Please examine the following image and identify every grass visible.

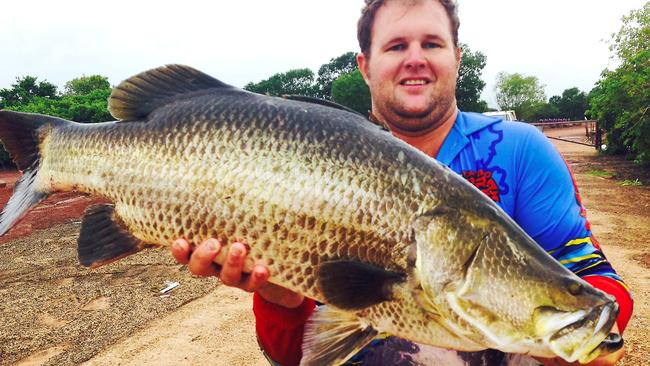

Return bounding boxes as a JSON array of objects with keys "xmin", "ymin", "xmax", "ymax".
[
  {"xmin": 586, "ymin": 170, "xmax": 615, "ymax": 178},
  {"xmin": 619, "ymin": 179, "xmax": 643, "ymax": 187},
  {"xmin": 586, "ymin": 170, "xmax": 643, "ymax": 186}
]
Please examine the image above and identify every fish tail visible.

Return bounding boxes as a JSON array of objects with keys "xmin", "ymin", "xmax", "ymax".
[{"xmin": 0, "ymin": 110, "xmax": 70, "ymax": 235}]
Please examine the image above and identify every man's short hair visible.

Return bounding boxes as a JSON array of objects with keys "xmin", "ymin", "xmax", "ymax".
[{"xmin": 357, "ymin": 0, "xmax": 460, "ymax": 55}]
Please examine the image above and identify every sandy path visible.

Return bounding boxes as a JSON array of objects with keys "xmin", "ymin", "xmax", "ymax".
[{"xmin": 82, "ymin": 286, "xmax": 267, "ymax": 366}]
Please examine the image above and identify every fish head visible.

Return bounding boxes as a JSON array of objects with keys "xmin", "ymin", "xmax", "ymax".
[{"xmin": 411, "ymin": 206, "xmax": 621, "ymax": 363}]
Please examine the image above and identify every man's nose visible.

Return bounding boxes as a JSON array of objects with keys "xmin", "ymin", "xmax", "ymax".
[{"xmin": 404, "ymin": 46, "xmax": 427, "ymax": 70}]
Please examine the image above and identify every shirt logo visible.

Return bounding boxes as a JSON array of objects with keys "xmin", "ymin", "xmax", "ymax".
[{"xmin": 462, "ymin": 169, "xmax": 501, "ymax": 202}]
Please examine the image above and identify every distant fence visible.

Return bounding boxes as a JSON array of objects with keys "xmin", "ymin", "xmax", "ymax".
[{"xmin": 531, "ymin": 120, "xmax": 602, "ymax": 150}]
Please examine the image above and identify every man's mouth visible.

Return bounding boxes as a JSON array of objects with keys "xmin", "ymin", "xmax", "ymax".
[{"xmin": 401, "ymin": 79, "xmax": 430, "ymax": 86}]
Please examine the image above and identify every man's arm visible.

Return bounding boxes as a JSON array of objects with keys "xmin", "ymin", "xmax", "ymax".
[{"xmin": 171, "ymin": 239, "xmax": 311, "ymax": 366}]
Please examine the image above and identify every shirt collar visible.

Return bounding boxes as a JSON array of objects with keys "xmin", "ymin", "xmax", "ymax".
[{"xmin": 436, "ymin": 111, "xmax": 501, "ymax": 166}]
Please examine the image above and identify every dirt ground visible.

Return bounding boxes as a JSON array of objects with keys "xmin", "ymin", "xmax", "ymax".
[{"xmin": 0, "ymin": 126, "xmax": 648, "ymax": 366}]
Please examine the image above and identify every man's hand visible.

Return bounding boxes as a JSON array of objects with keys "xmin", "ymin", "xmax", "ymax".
[
  {"xmin": 171, "ymin": 238, "xmax": 305, "ymax": 309},
  {"xmin": 535, "ymin": 325, "xmax": 624, "ymax": 366}
]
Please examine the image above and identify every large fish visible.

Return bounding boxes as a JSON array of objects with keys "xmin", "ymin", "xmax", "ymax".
[{"xmin": 0, "ymin": 65, "xmax": 621, "ymax": 365}]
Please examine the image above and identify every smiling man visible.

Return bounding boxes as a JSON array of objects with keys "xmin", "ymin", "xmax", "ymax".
[
  {"xmin": 357, "ymin": 0, "xmax": 461, "ymax": 160},
  {"xmin": 171, "ymin": 1, "xmax": 633, "ymax": 365}
]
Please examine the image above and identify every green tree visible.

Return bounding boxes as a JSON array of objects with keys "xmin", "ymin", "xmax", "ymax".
[
  {"xmin": 62, "ymin": 75, "xmax": 112, "ymax": 122},
  {"xmin": 548, "ymin": 87, "xmax": 589, "ymax": 120},
  {"xmin": 528, "ymin": 102, "xmax": 561, "ymax": 121},
  {"xmin": 0, "ymin": 76, "xmax": 58, "ymax": 107},
  {"xmin": 456, "ymin": 43, "xmax": 488, "ymax": 112},
  {"xmin": 64, "ymin": 75, "xmax": 110, "ymax": 96},
  {"xmin": 315, "ymin": 52, "xmax": 358, "ymax": 100},
  {"xmin": 331, "ymin": 70, "xmax": 371, "ymax": 116},
  {"xmin": 589, "ymin": 3, "xmax": 649, "ymax": 164},
  {"xmin": 495, "ymin": 72, "xmax": 547, "ymax": 121},
  {"xmin": 8, "ymin": 75, "xmax": 112, "ymax": 123},
  {"xmin": 244, "ymin": 68, "xmax": 318, "ymax": 97}
]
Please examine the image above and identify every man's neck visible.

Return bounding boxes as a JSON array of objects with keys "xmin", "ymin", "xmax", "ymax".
[{"xmin": 381, "ymin": 109, "xmax": 459, "ymax": 158}]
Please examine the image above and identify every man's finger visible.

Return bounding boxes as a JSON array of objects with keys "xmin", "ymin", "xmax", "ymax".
[
  {"xmin": 171, "ymin": 239, "xmax": 192, "ymax": 264},
  {"xmin": 240, "ymin": 264, "xmax": 270, "ymax": 292},
  {"xmin": 220, "ymin": 242, "xmax": 247, "ymax": 287},
  {"xmin": 187, "ymin": 239, "xmax": 221, "ymax": 277}
]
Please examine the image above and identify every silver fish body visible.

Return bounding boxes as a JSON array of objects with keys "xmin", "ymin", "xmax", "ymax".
[{"xmin": 0, "ymin": 65, "xmax": 621, "ymax": 365}]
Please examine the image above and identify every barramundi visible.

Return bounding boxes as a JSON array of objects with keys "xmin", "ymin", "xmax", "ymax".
[{"xmin": 0, "ymin": 65, "xmax": 622, "ymax": 365}]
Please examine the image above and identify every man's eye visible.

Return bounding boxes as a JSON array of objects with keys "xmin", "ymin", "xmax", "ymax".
[
  {"xmin": 388, "ymin": 44, "xmax": 406, "ymax": 51},
  {"xmin": 424, "ymin": 42, "xmax": 441, "ymax": 49}
]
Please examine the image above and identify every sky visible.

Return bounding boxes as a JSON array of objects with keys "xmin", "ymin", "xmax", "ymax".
[{"xmin": 0, "ymin": 0, "xmax": 645, "ymax": 108}]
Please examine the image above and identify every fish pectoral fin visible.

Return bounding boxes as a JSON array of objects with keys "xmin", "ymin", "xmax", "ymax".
[
  {"xmin": 108, "ymin": 64, "xmax": 234, "ymax": 121},
  {"xmin": 413, "ymin": 286, "xmax": 443, "ymax": 319},
  {"xmin": 77, "ymin": 204, "xmax": 146, "ymax": 268},
  {"xmin": 301, "ymin": 305, "xmax": 378, "ymax": 366},
  {"xmin": 413, "ymin": 205, "xmax": 452, "ymax": 231},
  {"xmin": 316, "ymin": 260, "xmax": 405, "ymax": 310}
]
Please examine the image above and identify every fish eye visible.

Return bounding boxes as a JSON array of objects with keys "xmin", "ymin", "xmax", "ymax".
[{"xmin": 567, "ymin": 282, "xmax": 583, "ymax": 296}]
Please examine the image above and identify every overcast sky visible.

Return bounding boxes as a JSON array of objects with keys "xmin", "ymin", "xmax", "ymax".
[{"xmin": 1, "ymin": 0, "xmax": 645, "ymax": 108}]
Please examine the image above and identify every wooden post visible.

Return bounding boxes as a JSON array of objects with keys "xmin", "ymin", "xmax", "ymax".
[{"xmin": 595, "ymin": 121, "xmax": 602, "ymax": 151}]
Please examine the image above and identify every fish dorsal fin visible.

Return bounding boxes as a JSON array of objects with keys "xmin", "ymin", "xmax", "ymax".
[
  {"xmin": 316, "ymin": 260, "xmax": 405, "ymax": 310},
  {"xmin": 300, "ymin": 305, "xmax": 378, "ymax": 366},
  {"xmin": 77, "ymin": 204, "xmax": 147, "ymax": 268},
  {"xmin": 108, "ymin": 64, "xmax": 233, "ymax": 121}
]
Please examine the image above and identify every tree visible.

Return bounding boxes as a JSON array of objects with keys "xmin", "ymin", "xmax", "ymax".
[
  {"xmin": 548, "ymin": 87, "xmax": 589, "ymax": 120},
  {"xmin": 4, "ymin": 74, "xmax": 113, "ymax": 123},
  {"xmin": 589, "ymin": 3, "xmax": 649, "ymax": 164},
  {"xmin": 244, "ymin": 68, "xmax": 318, "ymax": 97},
  {"xmin": 456, "ymin": 43, "xmax": 488, "ymax": 112},
  {"xmin": 331, "ymin": 70, "xmax": 371, "ymax": 116},
  {"xmin": 0, "ymin": 76, "xmax": 58, "ymax": 108},
  {"xmin": 528, "ymin": 102, "xmax": 560, "ymax": 121},
  {"xmin": 495, "ymin": 72, "xmax": 546, "ymax": 121},
  {"xmin": 315, "ymin": 52, "xmax": 358, "ymax": 100},
  {"xmin": 64, "ymin": 75, "xmax": 110, "ymax": 96}
]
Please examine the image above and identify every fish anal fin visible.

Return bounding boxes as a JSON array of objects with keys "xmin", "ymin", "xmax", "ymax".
[
  {"xmin": 300, "ymin": 305, "xmax": 378, "ymax": 366},
  {"xmin": 77, "ymin": 204, "xmax": 146, "ymax": 268},
  {"xmin": 317, "ymin": 260, "xmax": 405, "ymax": 310}
]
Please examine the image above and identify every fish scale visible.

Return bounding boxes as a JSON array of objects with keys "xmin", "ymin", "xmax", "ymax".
[
  {"xmin": 40, "ymin": 92, "xmax": 418, "ymax": 296},
  {"xmin": 0, "ymin": 64, "xmax": 621, "ymax": 365}
]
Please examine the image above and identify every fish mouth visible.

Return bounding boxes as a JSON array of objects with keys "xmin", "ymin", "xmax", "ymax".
[
  {"xmin": 541, "ymin": 302, "xmax": 620, "ymax": 363},
  {"xmin": 599, "ymin": 332, "xmax": 624, "ymax": 353}
]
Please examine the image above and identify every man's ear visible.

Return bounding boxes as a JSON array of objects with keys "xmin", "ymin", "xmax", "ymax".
[
  {"xmin": 455, "ymin": 47, "xmax": 462, "ymax": 78},
  {"xmin": 357, "ymin": 53, "xmax": 371, "ymax": 85}
]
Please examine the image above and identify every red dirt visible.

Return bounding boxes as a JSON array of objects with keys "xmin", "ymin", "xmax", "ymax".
[{"xmin": 0, "ymin": 171, "xmax": 106, "ymax": 244}]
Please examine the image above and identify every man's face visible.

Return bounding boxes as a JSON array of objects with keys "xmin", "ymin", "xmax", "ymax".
[{"xmin": 358, "ymin": 0, "xmax": 461, "ymax": 135}]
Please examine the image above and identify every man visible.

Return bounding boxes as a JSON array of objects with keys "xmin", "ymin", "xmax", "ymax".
[{"xmin": 171, "ymin": 0, "xmax": 633, "ymax": 365}]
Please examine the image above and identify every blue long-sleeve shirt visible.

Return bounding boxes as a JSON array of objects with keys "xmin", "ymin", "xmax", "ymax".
[{"xmin": 439, "ymin": 112, "xmax": 623, "ymax": 284}]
